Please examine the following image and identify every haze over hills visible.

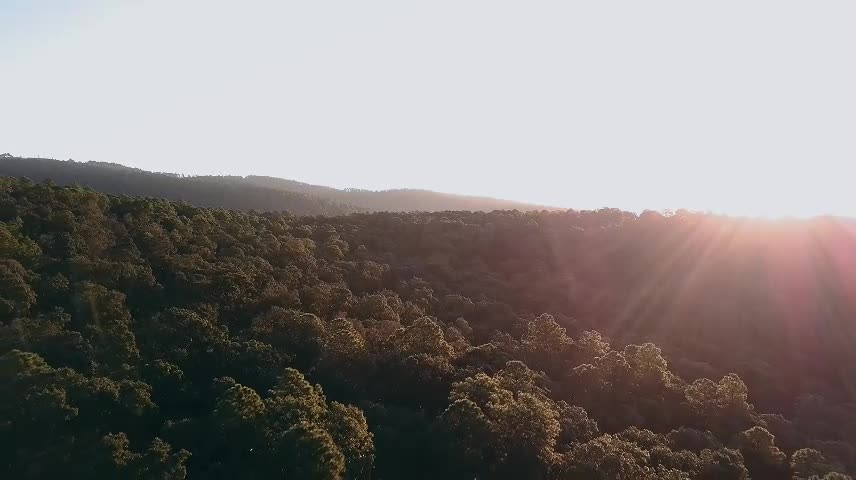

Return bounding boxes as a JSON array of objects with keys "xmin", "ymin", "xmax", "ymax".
[
  {"xmin": 0, "ymin": 155, "xmax": 558, "ymax": 215},
  {"xmin": 3, "ymin": 0, "xmax": 854, "ymax": 477},
  {"xmin": 223, "ymin": 175, "xmax": 560, "ymax": 213}
]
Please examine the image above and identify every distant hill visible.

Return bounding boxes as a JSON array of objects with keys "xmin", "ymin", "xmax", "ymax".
[
  {"xmin": 0, "ymin": 156, "xmax": 362, "ymax": 216},
  {"xmin": 0, "ymin": 155, "xmax": 558, "ymax": 215},
  {"xmin": 215, "ymin": 175, "xmax": 558, "ymax": 213}
]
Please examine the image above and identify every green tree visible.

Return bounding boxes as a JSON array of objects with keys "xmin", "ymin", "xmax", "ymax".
[
  {"xmin": 72, "ymin": 282, "xmax": 140, "ymax": 371},
  {"xmin": 521, "ymin": 313, "xmax": 574, "ymax": 378},
  {"xmin": 791, "ymin": 448, "xmax": 849, "ymax": 480},
  {"xmin": 732, "ymin": 426, "xmax": 786, "ymax": 479},
  {"xmin": 0, "ymin": 259, "xmax": 37, "ymax": 321},
  {"xmin": 249, "ymin": 307, "xmax": 325, "ymax": 369}
]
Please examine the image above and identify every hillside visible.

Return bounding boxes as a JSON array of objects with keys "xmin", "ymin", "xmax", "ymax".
[
  {"xmin": 0, "ymin": 156, "xmax": 363, "ymax": 216},
  {"xmin": 1, "ymin": 178, "xmax": 854, "ymax": 479},
  {"xmin": 0, "ymin": 156, "xmax": 557, "ymax": 214},
  {"xmin": 233, "ymin": 175, "xmax": 558, "ymax": 212}
]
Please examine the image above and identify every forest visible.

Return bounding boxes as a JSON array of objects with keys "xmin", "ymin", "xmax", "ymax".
[
  {"xmin": 1, "ymin": 176, "xmax": 855, "ymax": 479},
  {"xmin": 0, "ymin": 155, "xmax": 552, "ymax": 215}
]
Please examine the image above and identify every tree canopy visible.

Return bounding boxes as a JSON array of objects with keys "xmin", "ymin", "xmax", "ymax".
[{"xmin": 1, "ymin": 176, "xmax": 854, "ymax": 479}]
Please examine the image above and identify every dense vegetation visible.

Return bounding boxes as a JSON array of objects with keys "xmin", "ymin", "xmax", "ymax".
[
  {"xmin": 1, "ymin": 177, "xmax": 854, "ymax": 479},
  {"xmin": 0, "ymin": 155, "xmax": 553, "ymax": 214},
  {"xmin": 0, "ymin": 155, "xmax": 363, "ymax": 216}
]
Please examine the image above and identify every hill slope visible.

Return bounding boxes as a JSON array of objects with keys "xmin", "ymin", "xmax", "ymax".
[
  {"xmin": 0, "ymin": 156, "xmax": 363, "ymax": 216},
  {"xmin": 233, "ymin": 174, "xmax": 558, "ymax": 212},
  {"xmin": 0, "ymin": 155, "xmax": 557, "ymax": 214}
]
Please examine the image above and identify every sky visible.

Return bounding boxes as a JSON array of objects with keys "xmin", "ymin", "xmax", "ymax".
[{"xmin": 1, "ymin": 1, "xmax": 854, "ymax": 217}]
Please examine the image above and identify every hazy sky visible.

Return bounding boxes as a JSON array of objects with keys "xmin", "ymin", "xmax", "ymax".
[{"xmin": 1, "ymin": 1, "xmax": 854, "ymax": 217}]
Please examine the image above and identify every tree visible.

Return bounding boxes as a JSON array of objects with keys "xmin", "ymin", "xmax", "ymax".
[
  {"xmin": 213, "ymin": 383, "xmax": 266, "ymax": 432},
  {"xmin": 0, "ymin": 259, "xmax": 37, "ymax": 321},
  {"xmin": 324, "ymin": 402, "xmax": 375, "ymax": 479},
  {"xmin": 791, "ymin": 448, "xmax": 849, "ymax": 480},
  {"xmin": 72, "ymin": 282, "xmax": 140, "ymax": 371},
  {"xmin": 440, "ymin": 361, "xmax": 562, "ymax": 478},
  {"xmin": 0, "ymin": 219, "xmax": 41, "ymax": 265},
  {"xmin": 697, "ymin": 448, "xmax": 749, "ymax": 480},
  {"xmin": 521, "ymin": 313, "xmax": 574, "ymax": 378},
  {"xmin": 732, "ymin": 426, "xmax": 786, "ymax": 479},
  {"xmin": 249, "ymin": 307, "xmax": 325, "ymax": 369},
  {"xmin": 274, "ymin": 422, "xmax": 346, "ymax": 480},
  {"xmin": 558, "ymin": 434, "xmax": 658, "ymax": 480}
]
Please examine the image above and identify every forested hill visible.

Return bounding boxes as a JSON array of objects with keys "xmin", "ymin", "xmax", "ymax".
[
  {"xmin": 0, "ymin": 156, "xmax": 363, "ymax": 216},
  {"xmin": 231, "ymin": 175, "xmax": 558, "ymax": 212},
  {"xmin": 0, "ymin": 155, "xmax": 556, "ymax": 214},
  {"xmin": 1, "ymin": 177, "xmax": 854, "ymax": 479}
]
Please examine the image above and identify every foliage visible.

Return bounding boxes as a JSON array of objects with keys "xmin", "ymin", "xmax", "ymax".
[{"xmin": 0, "ymin": 177, "xmax": 854, "ymax": 478}]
